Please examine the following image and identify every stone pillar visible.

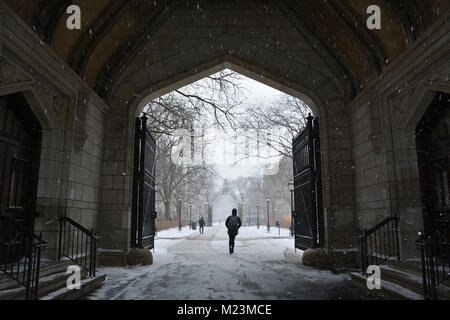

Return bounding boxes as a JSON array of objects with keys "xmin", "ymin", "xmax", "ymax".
[
  {"xmin": 320, "ymin": 109, "xmax": 359, "ymax": 269},
  {"xmin": 97, "ymin": 110, "xmax": 133, "ymax": 266}
]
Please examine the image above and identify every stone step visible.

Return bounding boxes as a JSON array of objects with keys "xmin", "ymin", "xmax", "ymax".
[
  {"xmin": 383, "ymin": 263, "xmax": 450, "ymax": 300},
  {"xmin": 41, "ymin": 274, "xmax": 107, "ymax": 300},
  {"xmin": 379, "ymin": 265, "xmax": 425, "ymax": 296},
  {"xmin": 350, "ymin": 272, "xmax": 424, "ymax": 300},
  {"xmin": 0, "ymin": 260, "xmax": 73, "ymax": 291},
  {"xmin": 387, "ymin": 260, "xmax": 422, "ymax": 277},
  {"xmin": 0, "ymin": 268, "xmax": 88, "ymax": 300}
]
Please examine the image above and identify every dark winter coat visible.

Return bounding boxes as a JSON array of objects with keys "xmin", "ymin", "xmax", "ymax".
[
  {"xmin": 199, "ymin": 218, "xmax": 205, "ymax": 227},
  {"xmin": 225, "ymin": 215, "xmax": 242, "ymax": 236}
]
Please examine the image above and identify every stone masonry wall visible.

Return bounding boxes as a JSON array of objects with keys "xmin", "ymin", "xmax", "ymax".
[{"xmin": 347, "ymin": 14, "xmax": 450, "ymax": 260}]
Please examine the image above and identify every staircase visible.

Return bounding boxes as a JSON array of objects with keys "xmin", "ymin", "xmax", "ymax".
[
  {"xmin": 0, "ymin": 260, "xmax": 106, "ymax": 300},
  {"xmin": 353, "ymin": 216, "xmax": 450, "ymax": 300},
  {"xmin": 351, "ymin": 260, "xmax": 450, "ymax": 300},
  {"xmin": 1, "ymin": 216, "xmax": 107, "ymax": 300}
]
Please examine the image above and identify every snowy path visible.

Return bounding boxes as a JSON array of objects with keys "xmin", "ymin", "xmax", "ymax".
[{"xmin": 87, "ymin": 224, "xmax": 370, "ymax": 300}]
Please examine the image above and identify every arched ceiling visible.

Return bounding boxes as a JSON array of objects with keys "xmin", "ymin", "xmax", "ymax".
[{"xmin": 5, "ymin": 0, "xmax": 449, "ymax": 102}]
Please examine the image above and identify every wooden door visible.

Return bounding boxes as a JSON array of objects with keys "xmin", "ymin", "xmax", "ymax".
[
  {"xmin": 416, "ymin": 92, "xmax": 450, "ymax": 237},
  {"xmin": 0, "ymin": 93, "xmax": 41, "ymax": 235}
]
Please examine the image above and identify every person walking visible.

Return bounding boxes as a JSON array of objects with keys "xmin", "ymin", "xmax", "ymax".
[
  {"xmin": 225, "ymin": 208, "xmax": 242, "ymax": 254},
  {"xmin": 198, "ymin": 216, "xmax": 205, "ymax": 235}
]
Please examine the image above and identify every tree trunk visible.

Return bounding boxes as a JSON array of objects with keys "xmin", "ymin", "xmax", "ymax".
[{"xmin": 164, "ymin": 201, "xmax": 171, "ymax": 220}]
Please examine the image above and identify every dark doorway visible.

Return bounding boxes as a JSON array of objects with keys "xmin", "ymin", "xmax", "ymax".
[
  {"xmin": 416, "ymin": 92, "xmax": 450, "ymax": 236},
  {"xmin": 0, "ymin": 93, "xmax": 42, "ymax": 234},
  {"xmin": 292, "ymin": 115, "xmax": 324, "ymax": 250}
]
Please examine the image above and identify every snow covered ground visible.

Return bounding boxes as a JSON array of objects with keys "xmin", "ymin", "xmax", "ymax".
[{"xmin": 86, "ymin": 224, "xmax": 370, "ymax": 300}]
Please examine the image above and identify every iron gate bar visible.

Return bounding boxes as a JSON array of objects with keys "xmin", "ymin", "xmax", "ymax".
[
  {"xmin": 0, "ymin": 215, "xmax": 47, "ymax": 299},
  {"xmin": 313, "ymin": 117, "xmax": 324, "ymax": 246},
  {"xmin": 137, "ymin": 116, "xmax": 147, "ymax": 248},
  {"xmin": 58, "ymin": 217, "xmax": 99, "ymax": 277},
  {"xmin": 131, "ymin": 117, "xmax": 141, "ymax": 248},
  {"xmin": 141, "ymin": 128, "xmax": 157, "ymax": 248},
  {"xmin": 359, "ymin": 216, "xmax": 400, "ymax": 274},
  {"xmin": 416, "ymin": 220, "xmax": 450, "ymax": 300}
]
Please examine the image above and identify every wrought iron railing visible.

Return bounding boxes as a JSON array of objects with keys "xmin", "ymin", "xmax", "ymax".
[
  {"xmin": 360, "ymin": 216, "xmax": 400, "ymax": 274},
  {"xmin": 0, "ymin": 215, "xmax": 48, "ymax": 299},
  {"xmin": 416, "ymin": 220, "xmax": 449, "ymax": 300},
  {"xmin": 58, "ymin": 217, "xmax": 98, "ymax": 277}
]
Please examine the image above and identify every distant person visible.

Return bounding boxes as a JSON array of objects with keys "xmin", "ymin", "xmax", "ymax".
[
  {"xmin": 225, "ymin": 208, "xmax": 242, "ymax": 254},
  {"xmin": 198, "ymin": 217, "xmax": 205, "ymax": 234}
]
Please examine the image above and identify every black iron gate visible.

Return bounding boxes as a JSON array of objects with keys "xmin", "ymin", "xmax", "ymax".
[
  {"xmin": 292, "ymin": 115, "xmax": 324, "ymax": 250},
  {"xmin": 131, "ymin": 115, "xmax": 157, "ymax": 249}
]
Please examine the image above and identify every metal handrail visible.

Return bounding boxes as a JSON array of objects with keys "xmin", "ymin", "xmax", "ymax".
[
  {"xmin": 359, "ymin": 216, "xmax": 400, "ymax": 274},
  {"xmin": 0, "ymin": 215, "xmax": 48, "ymax": 299},
  {"xmin": 415, "ymin": 220, "xmax": 449, "ymax": 300},
  {"xmin": 58, "ymin": 217, "xmax": 99, "ymax": 277}
]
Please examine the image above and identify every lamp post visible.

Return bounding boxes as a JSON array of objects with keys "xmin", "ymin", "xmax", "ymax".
[
  {"xmin": 256, "ymin": 201, "xmax": 260, "ymax": 229},
  {"xmin": 266, "ymin": 196, "xmax": 271, "ymax": 232},
  {"xmin": 288, "ymin": 180, "xmax": 294, "ymax": 237},
  {"xmin": 177, "ymin": 195, "xmax": 183, "ymax": 231},
  {"xmin": 275, "ymin": 208, "xmax": 279, "ymax": 235},
  {"xmin": 189, "ymin": 200, "xmax": 193, "ymax": 229}
]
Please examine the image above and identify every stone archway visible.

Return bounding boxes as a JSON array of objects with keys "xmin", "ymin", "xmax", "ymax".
[
  {"xmin": 391, "ymin": 83, "xmax": 450, "ymax": 259},
  {"xmin": 0, "ymin": 52, "xmax": 110, "ymax": 260},
  {"xmin": 99, "ymin": 52, "xmax": 357, "ymax": 268},
  {"xmin": 0, "ymin": 61, "xmax": 64, "ymax": 257},
  {"xmin": 415, "ymin": 92, "xmax": 449, "ymax": 234}
]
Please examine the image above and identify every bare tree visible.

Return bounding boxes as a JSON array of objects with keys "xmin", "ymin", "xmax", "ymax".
[
  {"xmin": 146, "ymin": 70, "xmax": 245, "ymax": 136},
  {"xmin": 153, "ymin": 132, "xmax": 217, "ymax": 220},
  {"xmin": 237, "ymin": 95, "xmax": 311, "ymax": 158},
  {"xmin": 144, "ymin": 70, "xmax": 245, "ymax": 220}
]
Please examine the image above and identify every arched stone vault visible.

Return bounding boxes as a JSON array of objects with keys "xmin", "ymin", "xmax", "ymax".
[
  {"xmin": 95, "ymin": 5, "xmax": 358, "ymax": 266},
  {"xmin": 6, "ymin": 0, "xmax": 449, "ymax": 99},
  {"xmin": 132, "ymin": 59, "xmax": 321, "ymax": 117}
]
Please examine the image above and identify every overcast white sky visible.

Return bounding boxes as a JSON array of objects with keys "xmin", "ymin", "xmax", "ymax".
[{"xmin": 238, "ymin": 75, "xmax": 283, "ymax": 102}]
